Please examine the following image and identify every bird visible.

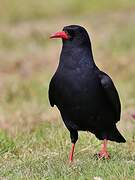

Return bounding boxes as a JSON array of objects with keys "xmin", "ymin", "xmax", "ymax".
[{"xmin": 49, "ymin": 25, "xmax": 126, "ymax": 162}]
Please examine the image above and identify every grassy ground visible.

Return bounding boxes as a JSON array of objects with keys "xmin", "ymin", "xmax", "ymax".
[{"xmin": 0, "ymin": 0, "xmax": 135, "ymax": 179}]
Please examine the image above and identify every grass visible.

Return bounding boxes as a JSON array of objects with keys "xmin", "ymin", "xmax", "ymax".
[
  {"xmin": 0, "ymin": 122, "xmax": 135, "ymax": 179},
  {"xmin": 0, "ymin": 0, "xmax": 135, "ymax": 179},
  {"xmin": 0, "ymin": 0, "xmax": 135, "ymax": 23}
]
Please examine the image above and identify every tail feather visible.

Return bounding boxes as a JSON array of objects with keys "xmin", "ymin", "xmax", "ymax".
[{"xmin": 108, "ymin": 127, "xmax": 126, "ymax": 143}]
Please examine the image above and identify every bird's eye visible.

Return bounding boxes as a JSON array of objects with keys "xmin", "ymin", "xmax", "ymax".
[{"xmin": 67, "ymin": 30, "xmax": 75, "ymax": 40}]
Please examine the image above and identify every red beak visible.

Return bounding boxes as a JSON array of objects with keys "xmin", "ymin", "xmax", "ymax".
[{"xmin": 50, "ymin": 31, "xmax": 69, "ymax": 40}]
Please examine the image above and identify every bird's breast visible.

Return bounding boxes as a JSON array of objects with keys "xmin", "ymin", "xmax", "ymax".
[
  {"xmin": 53, "ymin": 68, "xmax": 115, "ymax": 130},
  {"xmin": 54, "ymin": 69, "xmax": 103, "ymax": 108}
]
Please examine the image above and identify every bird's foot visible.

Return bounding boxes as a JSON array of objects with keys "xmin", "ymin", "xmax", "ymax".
[
  {"xmin": 98, "ymin": 150, "xmax": 110, "ymax": 159},
  {"xmin": 69, "ymin": 159, "xmax": 73, "ymax": 164}
]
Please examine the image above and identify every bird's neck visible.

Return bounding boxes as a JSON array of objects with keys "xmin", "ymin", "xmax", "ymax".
[{"xmin": 59, "ymin": 45, "xmax": 96, "ymax": 70}]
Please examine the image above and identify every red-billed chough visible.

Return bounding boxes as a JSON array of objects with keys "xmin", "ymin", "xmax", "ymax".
[{"xmin": 49, "ymin": 25, "xmax": 126, "ymax": 162}]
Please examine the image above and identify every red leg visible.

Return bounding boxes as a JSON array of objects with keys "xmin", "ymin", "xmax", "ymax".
[
  {"xmin": 98, "ymin": 139, "xmax": 110, "ymax": 159},
  {"xmin": 69, "ymin": 143, "xmax": 75, "ymax": 162}
]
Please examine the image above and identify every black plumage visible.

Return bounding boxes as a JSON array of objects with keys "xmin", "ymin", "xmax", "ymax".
[{"xmin": 49, "ymin": 25, "xmax": 126, "ymax": 161}]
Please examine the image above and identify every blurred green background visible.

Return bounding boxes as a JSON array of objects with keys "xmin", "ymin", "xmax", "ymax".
[{"xmin": 0, "ymin": 0, "xmax": 135, "ymax": 179}]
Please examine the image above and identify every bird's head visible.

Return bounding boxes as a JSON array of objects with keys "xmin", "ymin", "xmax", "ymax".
[{"xmin": 50, "ymin": 25, "xmax": 91, "ymax": 47}]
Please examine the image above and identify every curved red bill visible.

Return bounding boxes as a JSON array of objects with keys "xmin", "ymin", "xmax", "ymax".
[{"xmin": 50, "ymin": 31, "xmax": 69, "ymax": 40}]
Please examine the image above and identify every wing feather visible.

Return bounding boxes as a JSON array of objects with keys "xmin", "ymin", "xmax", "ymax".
[
  {"xmin": 98, "ymin": 71, "xmax": 121, "ymax": 122},
  {"xmin": 48, "ymin": 77, "xmax": 55, "ymax": 107}
]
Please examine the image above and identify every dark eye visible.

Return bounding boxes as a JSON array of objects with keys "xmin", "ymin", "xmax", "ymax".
[
  {"xmin": 69, "ymin": 30, "xmax": 75, "ymax": 36},
  {"xmin": 67, "ymin": 30, "xmax": 75, "ymax": 40}
]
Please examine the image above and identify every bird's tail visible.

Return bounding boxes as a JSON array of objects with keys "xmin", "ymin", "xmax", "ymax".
[{"xmin": 108, "ymin": 126, "xmax": 126, "ymax": 143}]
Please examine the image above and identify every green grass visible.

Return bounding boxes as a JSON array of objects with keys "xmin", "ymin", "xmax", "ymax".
[
  {"xmin": 0, "ymin": 0, "xmax": 135, "ymax": 179},
  {"xmin": 0, "ymin": 0, "xmax": 135, "ymax": 23},
  {"xmin": 0, "ymin": 122, "xmax": 135, "ymax": 179}
]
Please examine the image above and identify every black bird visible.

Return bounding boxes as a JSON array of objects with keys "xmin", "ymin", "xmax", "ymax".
[{"xmin": 49, "ymin": 25, "xmax": 126, "ymax": 162}]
